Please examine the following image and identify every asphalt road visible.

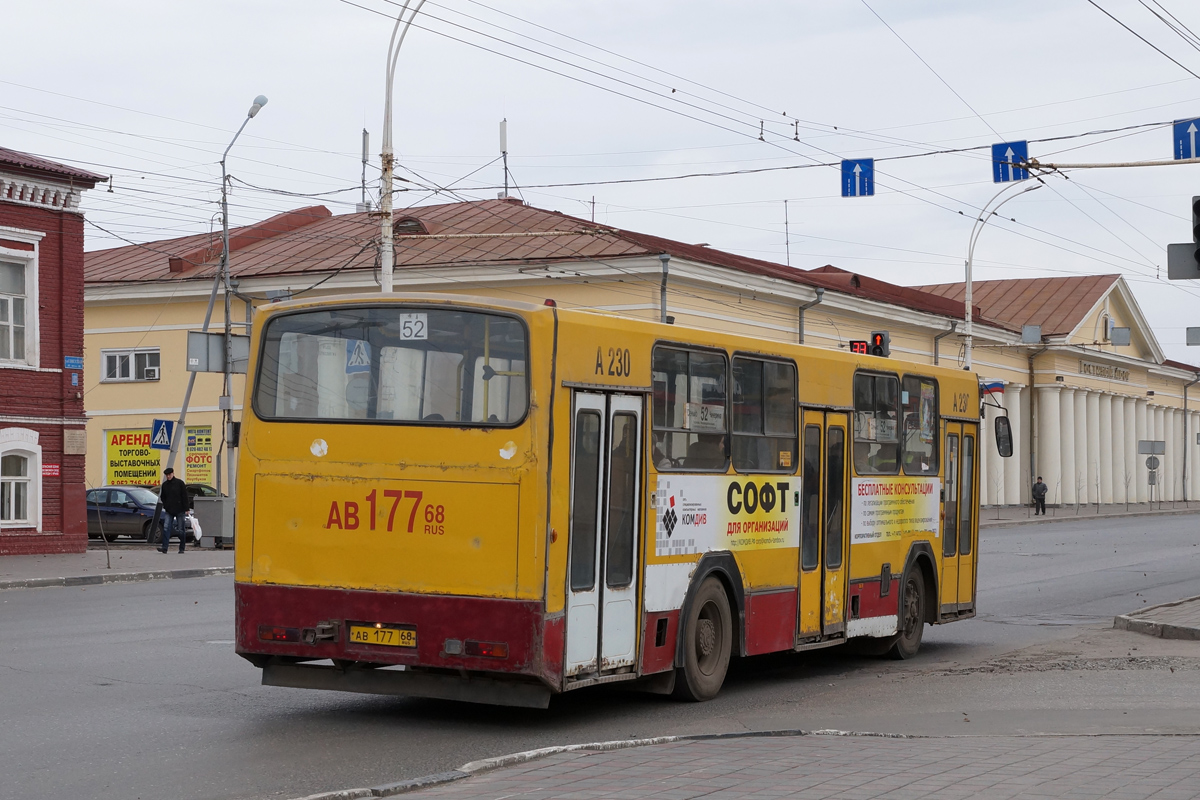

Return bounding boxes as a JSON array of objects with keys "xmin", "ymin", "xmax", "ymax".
[{"xmin": 3, "ymin": 513, "xmax": 1200, "ymax": 800}]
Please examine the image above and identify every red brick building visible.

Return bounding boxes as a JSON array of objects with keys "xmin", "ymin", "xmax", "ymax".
[{"xmin": 0, "ymin": 148, "xmax": 103, "ymax": 554}]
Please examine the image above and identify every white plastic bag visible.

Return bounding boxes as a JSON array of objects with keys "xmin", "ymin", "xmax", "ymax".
[{"xmin": 189, "ymin": 511, "xmax": 203, "ymax": 545}]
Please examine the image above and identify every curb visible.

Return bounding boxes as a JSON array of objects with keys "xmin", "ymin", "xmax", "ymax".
[
  {"xmin": 981, "ymin": 507, "xmax": 1200, "ymax": 530},
  {"xmin": 290, "ymin": 729, "xmax": 916, "ymax": 800},
  {"xmin": 1114, "ymin": 593, "xmax": 1200, "ymax": 641},
  {"xmin": 0, "ymin": 565, "xmax": 233, "ymax": 591}
]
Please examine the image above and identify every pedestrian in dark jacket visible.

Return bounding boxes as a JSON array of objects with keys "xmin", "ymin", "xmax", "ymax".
[
  {"xmin": 1032, "ymin": 476, "xmax": 1047, "ymax": 516},
  {"xmin": 159, "ymin": 467, "xmax": 189, "ymax": 553}
]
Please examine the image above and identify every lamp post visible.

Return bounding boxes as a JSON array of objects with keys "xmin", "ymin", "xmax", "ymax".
[
  {"xmin": 380, "ymin": 0, "xmax": 427, "ymax": 293},
  {"xmin": 964, "ymin": 181, "xmax": 1041, "ymax": 371},
  {"xmin": 219, "ymin": 94, "xmax": 267, "ymax": 500}
]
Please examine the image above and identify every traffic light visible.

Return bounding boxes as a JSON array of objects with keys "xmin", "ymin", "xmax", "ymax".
[
  {"xmin": 870, "ymin": 331, "xmax": 890, "ymax": 357},
  {"xmin": 849, "ymin": 340, "xmax": 869, "ymax": 354},
  {"xmin": 1167, "ymin": 197, "xmax": 1200, "ymax": 279},
  {"xmin": 1193, "ymin": 195, "xmax": 1200, "ymax": 264}
]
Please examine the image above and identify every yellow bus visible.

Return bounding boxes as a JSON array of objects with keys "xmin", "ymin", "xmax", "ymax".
[{"xmin": 235, "ymin": 293, "xmax": 1011, "ymax": 707}]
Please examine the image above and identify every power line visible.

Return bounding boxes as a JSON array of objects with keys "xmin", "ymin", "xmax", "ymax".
[{"xmin": 1085, "ymin": 0, "xmax": 1200, "ymax": 81}]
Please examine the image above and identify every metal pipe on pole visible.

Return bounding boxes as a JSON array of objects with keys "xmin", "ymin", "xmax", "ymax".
[
  {"xmin": 380, "ymin": 0, "xmax": 427, "ymax": 293},
  {"xmin": 659, "ymin": 253, "xmax": 670, "ymax": 323},
  {"xmin": 964, "ymin": 182, "xmax": 1042, "ymax": 371}
]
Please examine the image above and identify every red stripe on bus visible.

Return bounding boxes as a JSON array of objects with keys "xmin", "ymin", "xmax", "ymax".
[{"xmin": 745, "ymin": 589, "xmax": 799, "ymax": 655}]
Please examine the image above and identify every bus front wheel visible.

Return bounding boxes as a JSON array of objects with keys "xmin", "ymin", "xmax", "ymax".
[
  {"xmin": 675, "ymin": 576, "xmax": 732, "ymax": 702},
  {"xmin": 887, "ymin": 568, "xmax": 926, "ymax": 660}
]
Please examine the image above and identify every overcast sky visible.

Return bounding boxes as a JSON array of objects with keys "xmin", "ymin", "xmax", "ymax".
[{"xmin": 8, "ymin": 1, "xmax": 1200, "ymax": 362}]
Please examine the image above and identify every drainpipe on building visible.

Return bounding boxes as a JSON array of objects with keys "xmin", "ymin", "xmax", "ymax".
[
  {"xmin": 933, "ymin": 322, "xmax": 957, "ymax": 366},
  {"xmin": 659, "ymin": 253, "xmax": 670, "ymax": 324},
  {"xmin": 1184, "ymin": 373, "xmax": 1200, "ymax": 502},
  {"xmin": 797, "ymin": 288, "xmax": 824, "ymax": 344}
]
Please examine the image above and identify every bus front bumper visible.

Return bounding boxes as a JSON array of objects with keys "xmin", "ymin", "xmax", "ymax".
[{"xmin": 235, "ymin": 582, "xmax": 563, "ymax": 692}]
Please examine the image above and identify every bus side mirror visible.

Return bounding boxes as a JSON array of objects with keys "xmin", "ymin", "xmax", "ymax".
[{"xmin": 995, "ymin": 415, "xmax": 1013, "ymax": 458}]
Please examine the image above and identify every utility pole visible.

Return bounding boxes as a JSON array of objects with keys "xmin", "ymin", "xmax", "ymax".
[
  {"xmin": 380, "ymin": 0, "xmax": 427, "ymax": 293},
  {"xmin": 500, "ymin": 118, "xmax": 509, "ymax": 199},
  {"xmin": 360, "ymin": 128, "xmax": 370, "ymax": 211},
  {"xmin": 219, "ymin": 95, "xmax": 268, "ymax": 502}
]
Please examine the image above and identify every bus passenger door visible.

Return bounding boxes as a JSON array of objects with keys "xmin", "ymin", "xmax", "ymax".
[
  {"xmin": 956, "ymin": 427, "xmax": 978, "ymax": 610},
  {"xmin": 823, "ymin": 413, "xmax": 850, "ymax": 635},
  {"xmin": 941, "ymin": 425, "xmax": 961, "ymax": 615},
  {"xmin": 564, "ymin": 392, "xmax": 643, "ymax": 677},
  {"xmin": 797, "ymin": 412, "xmax": 824, "ymax": 638}
]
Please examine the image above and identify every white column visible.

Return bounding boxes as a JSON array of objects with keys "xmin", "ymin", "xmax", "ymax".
[
  {"xmin": 1038, "ymin": 386, "xmax": 1063, "ymax": 506},
  {"xmin": 1124, "ymin": 397, "xmax": 1137, "ymax": 506},
  {"xmin": 1003, "ymin": 384, "xmax": 1024, "ymax": 506},
  {"xmin": 980, "ymin": 407, "xmax": 992, "ymax": 505},
  {"xmin": 1174, "ymin": 409, "xmax": 1185, "ymax": 501},
  {"xmin": 1075, "ymin": 389, "xmax": 1088, "ymax": 505},
  {"xmin": 1163, "ymin": 408, "xmax": 1173, "ymax": 502},
  {"xmin": 1098, "ymin": 393, "xmax": 1114, "ymax": 504},
  {"xmin": 1060, "ymin": 388, "xmax": 1077, "ymax": 506},
  {"xmin": 1085, "ymin": 391, "xmax": 1100, "ymax": 505},
  {"xmin": 1190, "ymin": 411, "xmax": 1200, "ymax": 502},
  {"xmin": 1136, "ymin": 399, "xmax": 1149, "ymax": 504},
  {"xmin": 1154, "ymin": 406, "xmax": 1166, "ymax": 501},
  {"xmin": 984, "ymin": 406, "xmax": 1004, "ymax": 506},
  {"xmin": 1111, "ymin": 393, "xmax": 1126, "ymax": 505}
]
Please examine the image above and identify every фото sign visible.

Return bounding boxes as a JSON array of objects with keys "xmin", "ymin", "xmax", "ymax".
[{"xmin": 184, "ymin": 425, "xmax": 214, "ymax": 486}]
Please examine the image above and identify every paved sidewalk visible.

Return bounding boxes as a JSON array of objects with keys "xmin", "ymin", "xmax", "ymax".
[
  {"xmin": 980, "ymin": 502, "xmax": 1198, "ymax": 528},
  {"xmin": 0, "ymin": 546, "xmax": 233, "ymax": 590},
  {"xmin": 1117, "ymin": 594, "xmax": 1200, "ymax": 641},
  {"xmin": 308, "ymin": 732, "xmax": 1200, "ymax": 800}
]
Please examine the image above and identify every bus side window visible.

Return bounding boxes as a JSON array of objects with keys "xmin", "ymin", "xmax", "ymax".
[
  {"xmin": 731, "ymin": 357, "xmax": 797, "ymax": 473},
  {"xmin": 901, "ymin": 376, "xmax": 939, "ymax": 476},
  {"xmin": 801, "ymin": 425, "xmax": 821, "ymax": 571},
  {"xmin": 852, "ymin": 373, "xmax": 900, "ymax": 475},
  {"xmin": 651, "ymin": 346, "xmax": 728, "ymax": 471}
]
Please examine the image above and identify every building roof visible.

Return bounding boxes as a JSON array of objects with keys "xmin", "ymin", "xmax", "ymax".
[
  {"xmin": 917, "ymin": 275, "xmax": 1121, "ymax": 337},
  {"xmin": 0, "ymin": 147, "xmax": 106, "ymax": 185},
  {"xmin": 84, "ymin": 197, "xmax": 1002, "ymax": 326}
]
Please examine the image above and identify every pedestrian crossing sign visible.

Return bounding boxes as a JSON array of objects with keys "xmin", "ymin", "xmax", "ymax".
[{"xmin": 150, "ymin": 419, "xmax": 175, "ymax": 450}]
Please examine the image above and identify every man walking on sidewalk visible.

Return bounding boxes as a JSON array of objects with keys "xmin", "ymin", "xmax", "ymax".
[
  {"xmin": 159, "ymin": 467, "xmax": 189, "ymax": 553},
  {"xmin": 1032, "ymin": 475, "xmax": 1047, "ymax": 516}
]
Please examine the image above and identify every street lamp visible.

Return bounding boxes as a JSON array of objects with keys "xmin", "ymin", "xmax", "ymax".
[
  {"xmin": 219, "ymin": 94, "xmax": 268, "ymax": 499},
  {"xmin": 380, "ymin": 0, "xmax": 427, "ymax": 293},
  {"xmin": 963, "ymin": 181, "xmax": 1042, "ymax": 371}
]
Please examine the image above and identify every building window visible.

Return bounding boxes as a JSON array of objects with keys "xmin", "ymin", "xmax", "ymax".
[
  {"xmin": 0, "ymin": 261, "xmax": 27, "ymax": 362},
  {"xmin": 652, "ymin": 346, "xmax": 728, "ymax": 471},
  {"xmin": 853, "ymin": 372, "xmax": 900, "ymax": 475},
  {"xmin": 901, "ymin": 375, "xmax": 939, "ymax": 476},
  {"xmin": 731, "ymin": 356, "xmax": 797, "ymax": 473},
  {"xmin": 1, "ymin": 453, "xmax": 31, "ymax": 525},
  {"xmin": 102, "ymin": 348, "xmax": 160, "ymax": 382}
]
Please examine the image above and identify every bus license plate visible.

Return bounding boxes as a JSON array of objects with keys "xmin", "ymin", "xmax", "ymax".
[{"xmin": 348, "ymin": 623, "xmax": 416, "ymax": 648}]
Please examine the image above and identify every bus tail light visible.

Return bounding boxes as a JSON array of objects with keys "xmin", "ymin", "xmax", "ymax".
[
  {"xmin": 465, "ymin": 640, "xmax": 509, "ymax": 658},
  {"xmin": 259, "ymin": 625, "xmax": 301, "ymax": 643}
]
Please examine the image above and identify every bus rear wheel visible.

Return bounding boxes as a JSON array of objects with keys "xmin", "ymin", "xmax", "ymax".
[
  {"xmin": 888, "ymin": 568, "xmax": 926, "ymax": 660},
  {"xmin": 675, "ymin": 576, "xmax": 732, "ymax": 702}
]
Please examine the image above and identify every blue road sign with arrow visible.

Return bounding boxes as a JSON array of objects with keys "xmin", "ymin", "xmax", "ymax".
[
  {"xmin": 991, "ymin": 141, "xmax": 1029, "ymax": 183},
  {"xmin": 1174, "ymin": 118, "xmax": 1200, "ymax": 160},
  {"xmin": 841, "ymin": 159, "xmax": 874, "ymax": 197}
]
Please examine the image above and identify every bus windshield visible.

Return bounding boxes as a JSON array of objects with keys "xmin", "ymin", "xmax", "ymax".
[{"xmin": 253, "ymin": 306, "xmax": 528, "ymax": 425}]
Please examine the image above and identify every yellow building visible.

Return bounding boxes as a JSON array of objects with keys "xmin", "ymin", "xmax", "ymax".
[{"xmin": 83, "ymin": 198, "xmax": 1200, "ymax": 508}]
